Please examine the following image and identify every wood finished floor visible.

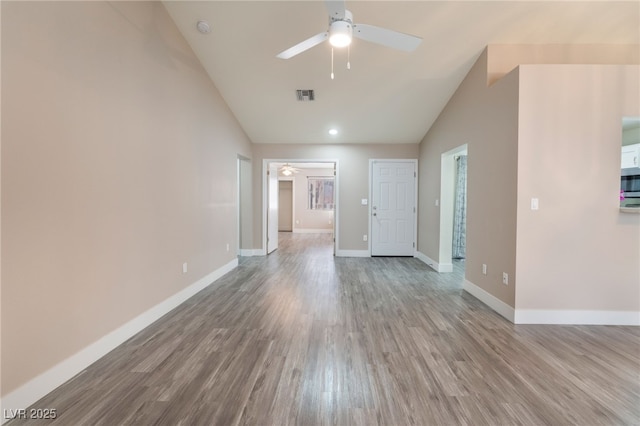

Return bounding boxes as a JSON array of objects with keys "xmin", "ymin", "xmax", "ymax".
[{"xmin": 10, "ymin": 233, "xmax": 640, "ymax": 425}]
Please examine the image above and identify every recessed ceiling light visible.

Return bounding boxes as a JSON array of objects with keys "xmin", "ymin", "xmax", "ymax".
[
  {"xmin": 329, "ymin": 129, "xmax": 338, "ymax": 136},
  {"xmin": 196, "ymin": 20, "xmax": 211, "ymax": 34}
]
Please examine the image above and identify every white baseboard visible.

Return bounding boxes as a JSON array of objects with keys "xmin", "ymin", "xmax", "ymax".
[
  {"xmin": 514, "ymin": 309, "xmax": 640, "ymax": 325},
  {"xmin": 438, "ymin": 263, "xmax": 453, "ymax": 273},
  {"xmin": 463, "ymin": 279, "xmax": 515, "ymax": 322},
  {"xmin": 238, "ymin": 249, "xmax": 264, "ymax": 257},
  {"xmin": 0, "ymin": 259, "xmax": 238, "ymax": 421},
  {"xmin": 292, "ymin": 228, "xmax": 334, "ymax": 234},
  {"xmin": 335, "ymin": 249, "xmax": 370, "ymax": 258},
  {"xmin": 463, "ymin": 279, "xmax": 639, "ymax": 326},
  {"xmin": 415, "ymin": 251, "xmax": 453, "ymax": 272}
]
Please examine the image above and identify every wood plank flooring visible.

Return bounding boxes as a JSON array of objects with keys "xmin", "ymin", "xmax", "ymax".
[{"xmin": 9, "ymin": 233, "xmax": 640, "ymax": 425}]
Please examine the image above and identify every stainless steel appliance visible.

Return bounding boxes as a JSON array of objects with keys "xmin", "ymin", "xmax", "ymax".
[{"xmin": 621, "ymin": 167, "xmax": 640, "ymax": 206}]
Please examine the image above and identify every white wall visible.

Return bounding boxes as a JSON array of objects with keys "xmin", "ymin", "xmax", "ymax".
[
  {"xmin": 516, "ymin": 64, "xmax": 640, "ymax": 317},
  {"xmin": 418, "ymin": 45, "xmax": 640, "ymax": 323},
  {"xmin": 291, "ymin": 168, "xmax": 334, "ymax": 232},
  {"xmin": 486, "ymin": 44, "xmax": 639, "ymax": 85},
  {"xmin": 622, "ymin": 126, "xmax": 640, "ymax": 146},
  {"xmin": 418, "ymin": 49, "xmax": 520, "ymax": 307},
  {"xmin": 239, "ymin": 157, "xmax": 253, "ymax": 252},
  {"xmin": 2, "ymin": 1, "xmax": 252, "ymax": 401},
  {"xmin": 252, "ymin": 144, "xmax": 419, "ymax": 252}
]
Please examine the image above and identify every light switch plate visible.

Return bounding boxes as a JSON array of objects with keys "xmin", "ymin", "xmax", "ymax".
[
  {"xmin": 531, "ymin": 198, "xmax": 539, "ymax": 210},
  {"xmin": 361, "ymin": 199, "xmax": 368, "ymax": 205}
]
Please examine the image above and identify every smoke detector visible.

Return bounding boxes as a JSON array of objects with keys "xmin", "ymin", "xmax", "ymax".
[{"xmin": 196, "ymin": 20, "xmax": 211, "ymax": 34}]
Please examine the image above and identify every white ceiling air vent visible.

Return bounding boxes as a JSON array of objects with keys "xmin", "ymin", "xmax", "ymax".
[{"xmin": 296, "ymin": 89, "xmax": 315, "ymax": 101}]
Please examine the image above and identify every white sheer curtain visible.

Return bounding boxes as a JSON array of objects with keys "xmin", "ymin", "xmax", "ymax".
[
  {"xmin": 452, "ymin": 156, "xmax": 467, "ymax": 259},
  {"xmin": 308, "ymin": 177, "xmax": 334, "ymax": 210}
]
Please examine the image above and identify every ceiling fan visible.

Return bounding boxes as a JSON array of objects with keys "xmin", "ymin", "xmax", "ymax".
[
  {"xmin": 276, "ymin": 0, "xmax": 422, "ymax": 60},
  {"xmin": 279, "ymin": 164, "xmax": 300, "ymax": 176}
]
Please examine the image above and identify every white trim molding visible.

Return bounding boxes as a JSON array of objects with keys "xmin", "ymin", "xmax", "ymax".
[
  {"xmin": 0, "ymin": 259, "xmax": 238, "ymax": 421},
  {"xmin": 463, "ymin": 279, "xmax": 515, "ymax": 323},
  {"xmin": 415, "ymin": 251, "xmax": 453, "ymax": 273},
  {"xmin": 292, "ymin": 229, "xmax": 334, "ymax": 234},
  {"xmin": 335, "ymin": 250, "xmax": 370, "ymax": 258},
  {"xmin": 514, "ymin": 310, "xmax": 640, "ymax": 326}
]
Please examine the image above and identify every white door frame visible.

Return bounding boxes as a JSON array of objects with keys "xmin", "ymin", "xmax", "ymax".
[
  {"xmin": 438, "ymin": 144, "xmax": 468, "ymax": 272},
  {"xmin": 368, "ymin": 159, "xmax": 418, "ymax": 256},
  {"xmin": 267, "ymin": 163, "xmax": 279, "ymax": 254},
  {"xmin": 262, "ymin": 159, "xmax": 339, "ymax": 255}
]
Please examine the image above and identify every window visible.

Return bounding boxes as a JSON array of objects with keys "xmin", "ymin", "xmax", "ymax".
[{"xmin": 308, "ymin": 177, "xmax": 334, "ymax": 210}]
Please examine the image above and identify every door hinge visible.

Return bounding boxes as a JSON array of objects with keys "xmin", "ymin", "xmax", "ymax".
[
  {"xmin": 413, "ymin": 207, "xmax": 416, "ymax": 213},
  {"xmin": 414, "ymin": 171, "xmax": 416, "ymax": 178},
  {"xmin": 267, "ymin": 170, "xmax": 270, "ymax": 176},
  {"xmin": 413, "ymin": 242, "xmax": 415, "ymax": 248}
]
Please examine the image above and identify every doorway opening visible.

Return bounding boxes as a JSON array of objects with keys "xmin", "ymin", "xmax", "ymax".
[
  {"xmin": 263, "ymin": 159, "xmax": 338, "ymax": 255},
  {"xmin": 439, "ymin": 144, "xmax": 467, "ymax": 273},
  {"xmin": 278, "ymin": 180, "xmax": 293, "ymax": 232},
  {"xmin": 237, "ymin": 155, "xmax": 253, "ymax": 257}
]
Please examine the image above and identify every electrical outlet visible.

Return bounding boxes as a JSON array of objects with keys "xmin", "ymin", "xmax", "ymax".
[
  {"xmin": 482, "ymin": 264, "xmax": 487, "ymax": 275},
  {"xmin": 182, "ymin": 263, "xmax": 188, "ymax": 274},
  {"xmin": 503, "ymin": 272, "xmax": 509, "ymax": 285},
  {"xmin": 226, "ymin": 243, "xmax": 230, "ymax": 252},
  {"xmin": 363, "ymin": 235, "xmax": 368, "ymax": 242}
]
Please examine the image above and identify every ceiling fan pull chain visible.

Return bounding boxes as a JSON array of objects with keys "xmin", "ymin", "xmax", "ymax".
[
  {"xmin": 331, "ymin": 47, "xmax": 335, "ymax": 80},
  {"xmin": 347, "ymin": 45, "xmax": 351, "ymax": 70}
]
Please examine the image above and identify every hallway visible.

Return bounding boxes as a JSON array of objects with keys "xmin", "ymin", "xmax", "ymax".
[{"xmin": 10, "ymin": 233, "xmax": 639, "ymax": 425}]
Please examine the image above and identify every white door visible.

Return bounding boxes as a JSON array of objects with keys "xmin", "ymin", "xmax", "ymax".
[
  {"xmin": 371, "ymin": 161, "xmax": 416, "ymax": 256},
  {"xmin": 267, "ymin": 164, "xmax": 279, "ymax": 254}
]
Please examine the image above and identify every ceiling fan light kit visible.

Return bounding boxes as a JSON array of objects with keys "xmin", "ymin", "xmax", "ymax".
[
  {"xmin": 280, "ymin": 164, "xmax": 300, "ymax": 176},
  {"xmin": 329, "ymin": 21, "xmax": 353, "ymax": 48}
]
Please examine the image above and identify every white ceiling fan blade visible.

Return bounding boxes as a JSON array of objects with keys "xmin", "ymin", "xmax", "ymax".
[
  {"xmin": 325, "ymin": 0, "xmax": 346, "ymax": 21},
  {"xmin": 276, "ymin": 32, "xmax": 328, "ymax": 59},
  {"xmin": 353, "ymin": 23, "xmax": 422, "ymax": 52}
]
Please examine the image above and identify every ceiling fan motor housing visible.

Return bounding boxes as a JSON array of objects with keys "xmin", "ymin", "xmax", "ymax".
[{"xmin": 328, "ymin": 9, "xmax": 354, "ymax": 48}]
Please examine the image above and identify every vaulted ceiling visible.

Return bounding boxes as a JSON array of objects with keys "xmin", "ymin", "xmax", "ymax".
[{"xmin": 163, "ymin": 1, "xmax": 639, "ymax": 145}]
